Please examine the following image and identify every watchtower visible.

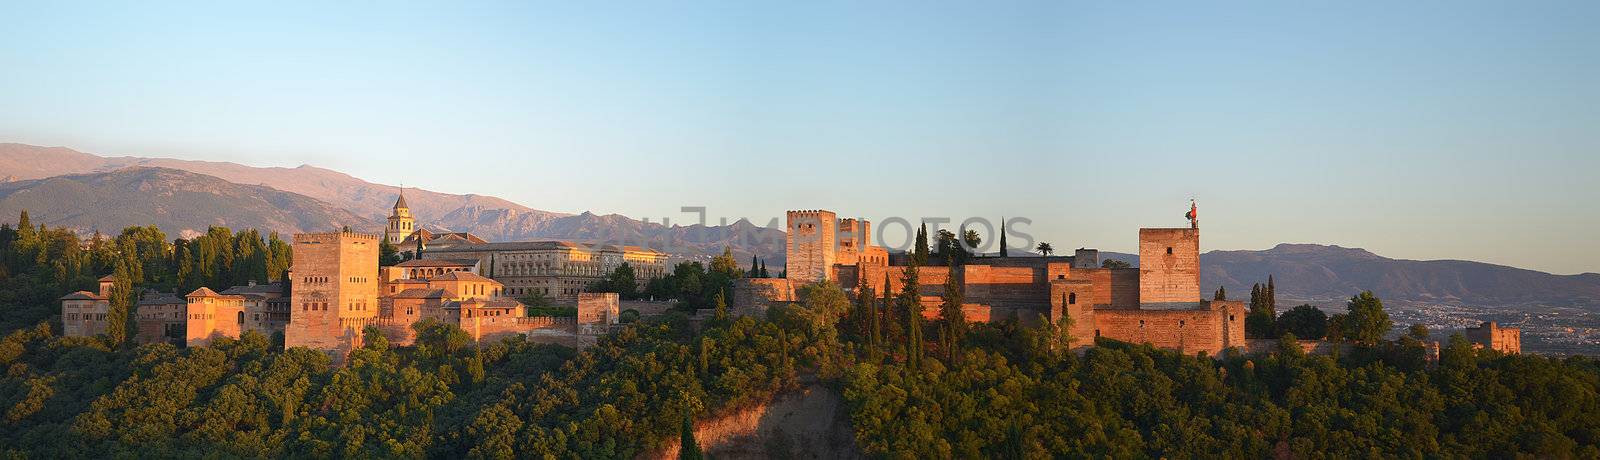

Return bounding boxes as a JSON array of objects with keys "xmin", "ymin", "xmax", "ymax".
[
  {"xmin": 286, "ymin": 230, "xmax": 380, "ymax": 354},
  {"xmin": 785, "ymin": 210, "xmax": 838, "ymax": 283}
]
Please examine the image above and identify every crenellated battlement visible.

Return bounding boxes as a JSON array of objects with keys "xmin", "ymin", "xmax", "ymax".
[
  {"xmin": 295, "ymin": 231, "xmax": 381, "ymax": 243},
  {"xmin": 786, "ymin": 209, "xmax": 837, "ymax": 219}
]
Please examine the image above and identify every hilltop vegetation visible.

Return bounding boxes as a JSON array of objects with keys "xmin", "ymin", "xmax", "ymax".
[{"xmin": 0, "ymin": 211, "xmax": 290, "ymax": 333}]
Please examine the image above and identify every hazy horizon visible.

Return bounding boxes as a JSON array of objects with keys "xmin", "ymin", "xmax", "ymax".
[{"xmin": 2, "ymin": 1, "xmax": 1596, "ymax": 274}]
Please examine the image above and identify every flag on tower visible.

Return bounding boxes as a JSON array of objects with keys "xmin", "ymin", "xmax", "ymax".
[{"xmin": 1185, "ymin": 200, "xmax": 1198, "ymax": 223}]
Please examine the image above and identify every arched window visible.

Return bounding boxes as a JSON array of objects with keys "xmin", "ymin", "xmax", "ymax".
[
  {"xmin": 1068, "ymin": 293, "xmax": 1077, "ymax": 305},
  {"xmin": 237, "ymin": 311, "xmax": 245, "ymax": 324}
]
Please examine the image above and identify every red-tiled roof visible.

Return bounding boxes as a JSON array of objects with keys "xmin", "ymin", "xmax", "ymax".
[
  {"xmin": 393, "ymin": 288, "xmax": 447, "ymax": 299},
  {"xmin": 430, "ymin": 271, "xmax": 497, "ymax": 282},
  {"xmin": 60, "ymin": 291, "xmax": 105, "ymax": 301},
  {"xmin": 395, "ymin": 258, "xmax": 478, "ymax": 268}
]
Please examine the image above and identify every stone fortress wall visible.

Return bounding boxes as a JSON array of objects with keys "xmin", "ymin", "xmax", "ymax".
[{"xmin": 736, "ymin": 207, "xmax": 1392, "ymax": 357}]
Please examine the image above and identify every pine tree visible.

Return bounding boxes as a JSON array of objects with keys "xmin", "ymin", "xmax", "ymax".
[{"xmin": 998, "ymin": 218, "xmax": 1009, "ymax": 257}]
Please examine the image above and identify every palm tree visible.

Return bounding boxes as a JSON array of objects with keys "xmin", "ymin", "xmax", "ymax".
[{"xmin": 1035, "ymin": 242, "xmax": 1054, "ymax": 256}]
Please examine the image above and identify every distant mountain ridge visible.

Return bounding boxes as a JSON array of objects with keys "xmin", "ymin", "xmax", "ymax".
[
  {"xmin": 0, "ymin": 142, "xmax": 556, "ymax": 225},
  {"xmin": 0, "ymin": 167, "xmax": 372, "ymax": 237},
  {"xmin": 0, "ymin": 143, "xmax": 784, "ymax": 260},
  {"xmin": 1199, "ymin": 244, "xmax": 1600, "ymax": 307}
]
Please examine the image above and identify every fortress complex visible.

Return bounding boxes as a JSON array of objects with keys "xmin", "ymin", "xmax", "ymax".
[
  {"xmin": 744, "ymin": 204, "xmax": 1526, "ymax": 357},
  {"xmin": 741, "ymin": 205, "xmax": 1248, "ymax": 356}
]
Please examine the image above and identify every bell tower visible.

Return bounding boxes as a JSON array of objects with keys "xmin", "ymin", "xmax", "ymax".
[{"xmin": 386, "ymin": 188, "xmax": 414, "ymax": 245}]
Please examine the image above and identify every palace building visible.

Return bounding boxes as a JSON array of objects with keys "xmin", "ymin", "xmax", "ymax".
[{"xmin": 381, "ymin": 193, "xmax": 668, "ymax": 300}]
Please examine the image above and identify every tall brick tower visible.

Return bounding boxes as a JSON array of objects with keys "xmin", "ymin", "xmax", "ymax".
[
  {"xmin": 1137, "ymin": 204, "xmax": 1202, "ymax": 309},
  {"xmin": 386, "ymin": 190, "xmax": 414, "ymax": 245},
  {"xmin": 287, "ymin": 231, "xmax": 380, "ymax": 354},
  {"xmin": 785, "ymin": 210, "xmax": 838, "ymax": 283}
]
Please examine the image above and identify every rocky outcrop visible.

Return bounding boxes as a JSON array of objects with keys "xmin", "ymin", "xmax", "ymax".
[{"xmin": 640, "ymin": 384, "xmax": 860, "ymax": 460}]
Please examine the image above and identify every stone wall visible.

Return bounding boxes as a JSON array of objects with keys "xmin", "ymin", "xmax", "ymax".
[
  {"xmin": 577, "ymin": 292, "xmax": 620, "ymax": 325},
  {"xmin": 962, "ymin": 264, "xmax": 1050, "ymax": 308},
  {"xmin": 1243, "ymin": 338, "xmax": 1342, "ymax": 356},
  {"xmin": 731, "ymin": 278, "xmax": 796, "ymax": 314},
  {"xmin": 1064, "ymin": 267, "xmax": 1139, "ymax": 308},
  {"xmin": 1050, "ymin": 279, "xmax": 1097, "ymax": 350},
  {"xmin": 1091, "ymin": 302, "xmax": 1242, "ymax": 356}
]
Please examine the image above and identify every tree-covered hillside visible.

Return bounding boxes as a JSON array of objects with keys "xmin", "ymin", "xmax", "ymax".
[{"xmin": 1, "ymin": 220, "xmax": 1597, "ymax": 458}]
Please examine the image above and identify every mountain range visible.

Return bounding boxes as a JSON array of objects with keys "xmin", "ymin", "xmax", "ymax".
[
  {"xmin": 0, "ymin": 143, "xmax": 784, "ymax": 261},
  {"xmin": 2, "ymin": 142, "xmax": 1596, "ymax": 309}
]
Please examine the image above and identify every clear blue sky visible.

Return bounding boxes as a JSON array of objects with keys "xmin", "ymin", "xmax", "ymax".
[{"xmin": 2, "ymin": 1, "xmax": 1596, "ymax": 274}]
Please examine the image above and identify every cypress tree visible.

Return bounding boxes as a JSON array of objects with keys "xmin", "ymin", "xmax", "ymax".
[
  {"xmin": 758, "ymin": 260, "xmax": 768, "ymax": 278},
  {"xmin": 999, "ymin": 218, "xmax": 1009, "ymax": 257},
  {"xmin": 939, "ymin": 263, "xmax": 966, "ymax": 363},
  {"xmin": 900, "ymin": 264, "xmax": 923, "ymax": 369},
  {"xmin": 679, "ymin": 415, "xmax": 704, "ymax": 460},
  {"xmin": 914, "ymin": 223, "xmax": 929, "ymax": 266},
  {"xmin": 105, "ymin": 260, "xmax": 135, "ymax": 347},
  {"xmin": 15, "ymin": 210, "xmax": 33, "ymax": 243},
  {"xmin": 1214, "ymin": 285, "xmax": 1227, "ymax": 301},
  {"xmin": 713, "ymin": 290, "xmax": 728, "ymax": 322},
  {"xmin": 1266, "ymin": 275, "xmax": 1277, "ymax": 316},
  {"xmin": 873, "ymin": 276, "xmax": 887, "ymax": 352},
  {"xmin": 750, "ymin": 255, "xmax": 759, "ymax": 277}
]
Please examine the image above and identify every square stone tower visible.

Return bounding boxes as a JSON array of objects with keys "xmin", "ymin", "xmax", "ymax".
[
  {"xmin": 1137, "ymin": 227, "xmax": 1201, "ymax": 309},
  {"xmin": 287, "ymin": 231, "xmax": 380, "ymax": 353},
  {"xmin": 835, "ymin": 218, "xmax": 871, "ymax": 266},
  {"xmin": 785, "ymin": 210, "xmax": 838, "ymax": 284}
]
